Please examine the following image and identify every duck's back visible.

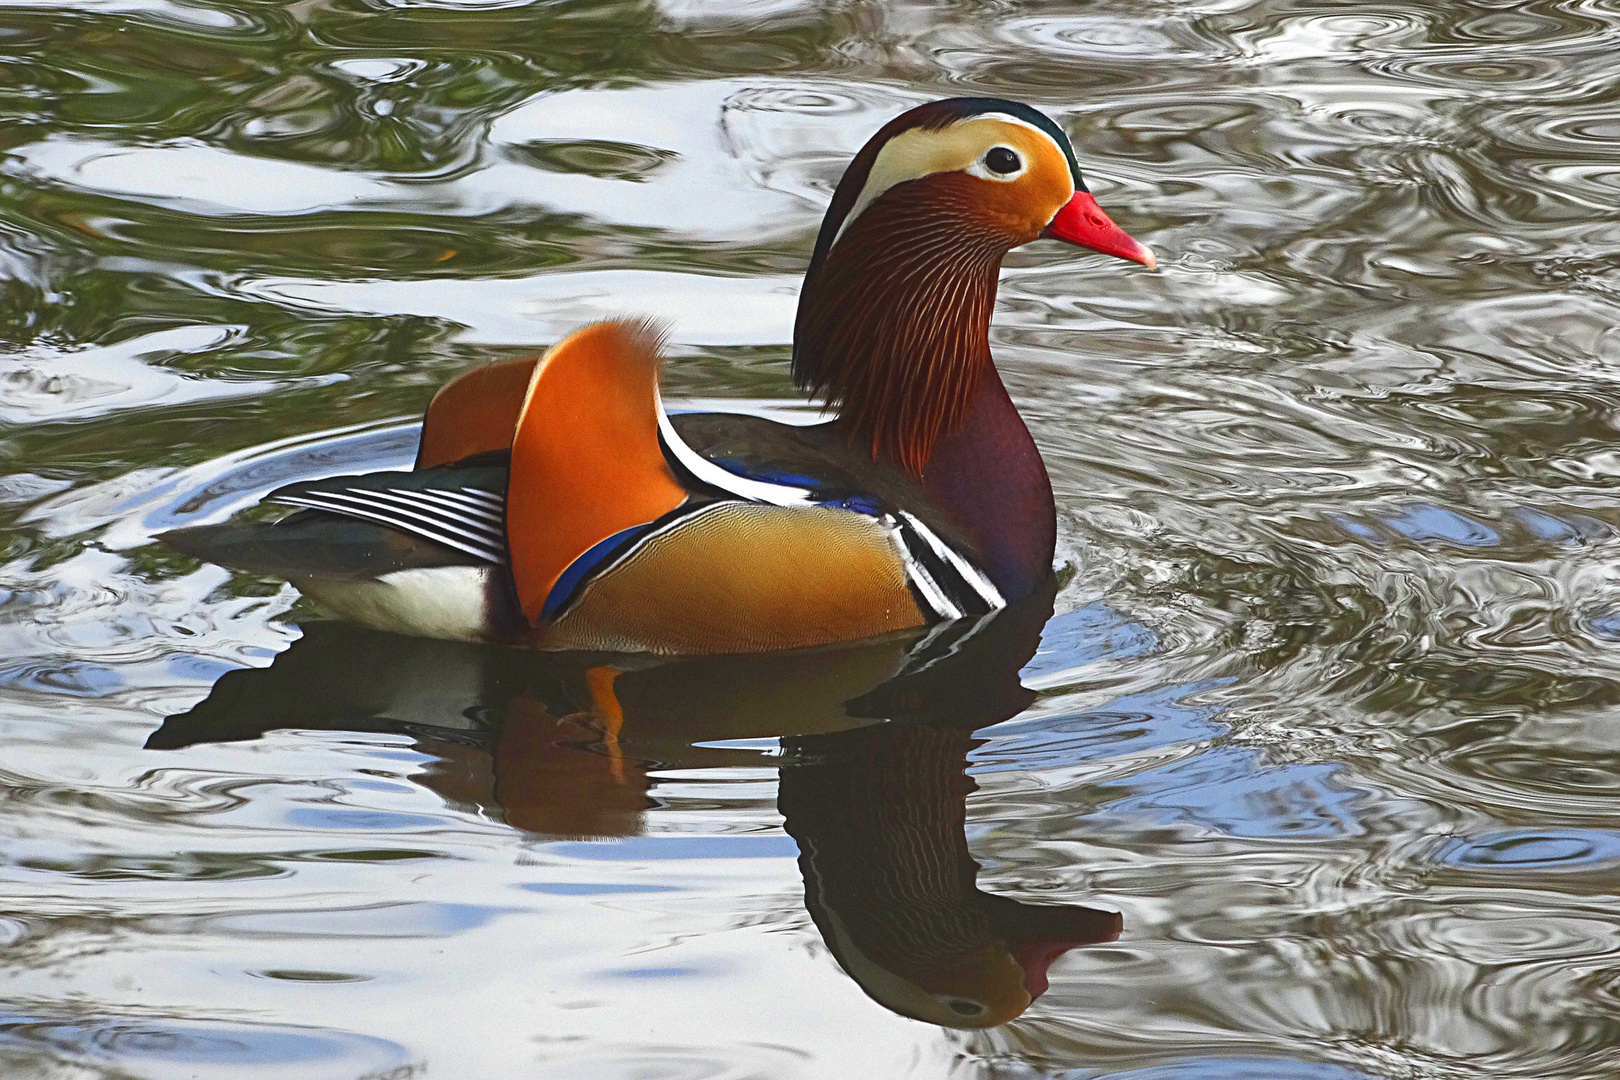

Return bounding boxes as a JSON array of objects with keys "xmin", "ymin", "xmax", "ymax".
[{"xmin": 161, "ymin": 323, "xmax": 1011, "ymax": 654}]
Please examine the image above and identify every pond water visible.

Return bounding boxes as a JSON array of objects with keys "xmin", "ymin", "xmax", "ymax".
[{"xmin": 3, "ymin": 0, "xmax": 1620, "ymax": 1076}]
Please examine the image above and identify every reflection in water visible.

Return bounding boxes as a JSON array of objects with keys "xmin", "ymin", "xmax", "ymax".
[
  {"xmin": 782, "ymin": 725, "xmax": 1119, "ymax": 1028},
  {"xmin": 152, "ymin": 584, "xmax": 1119, "ymax": 1028}
]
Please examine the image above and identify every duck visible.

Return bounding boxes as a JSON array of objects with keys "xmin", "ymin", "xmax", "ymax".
[{"xmin": 159, "ymin": 96, "xmax": 1155, "ymax": 654}]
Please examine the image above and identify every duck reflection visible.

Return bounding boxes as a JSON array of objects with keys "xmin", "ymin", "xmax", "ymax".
[
  {"xmin": 781, "ymin": 723, "xmax": 1119, "ymax": 1027},
  {"xmin": 150, "ymin": 584, "xmax": 1119, "ymax": 1026}
]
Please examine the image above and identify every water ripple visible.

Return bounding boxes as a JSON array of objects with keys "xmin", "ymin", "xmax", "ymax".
[{"xmin": 4, "ymin": 0, "xmax": 1620, "ymax": 1075}]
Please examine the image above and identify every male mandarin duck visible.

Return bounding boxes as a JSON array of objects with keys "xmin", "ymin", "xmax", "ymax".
[{"xmin": 161, "ymin": 97, "xmax": 1155, "ymax": 654}]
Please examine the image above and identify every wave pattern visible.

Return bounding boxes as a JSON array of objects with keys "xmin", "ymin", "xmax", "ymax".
[{"xmin": 2, "ymin": 0, "xmax": 1620, "ymax": 1076}]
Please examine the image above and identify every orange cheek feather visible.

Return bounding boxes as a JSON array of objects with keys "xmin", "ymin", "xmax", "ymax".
[
  {"xmin": 1006, "ymin": 131, "xmax": 1077, "ymax": 240},
  {"xmin": 968, "ymin": 154, "xmax": 1073, "ymax": 242}
]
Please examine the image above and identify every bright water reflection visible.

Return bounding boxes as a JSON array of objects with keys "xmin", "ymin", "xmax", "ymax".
[{"xmin": 4, "ymin": 0, "xmax": 1620, "ymax": 1077}]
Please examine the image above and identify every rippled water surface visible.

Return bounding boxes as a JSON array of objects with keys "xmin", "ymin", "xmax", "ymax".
[{"xmin": 5, "ymin": 0, "xmax": 1620, "ymax": 1076}]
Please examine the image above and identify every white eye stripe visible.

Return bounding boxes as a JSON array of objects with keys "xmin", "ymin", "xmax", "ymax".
[
  {"xmin": 970, "ymin": 112, "xmax": 1057, "ymax": 139},
  {"xmin": 827, "ymin": 115, "xmax": 1070, "ymax": 252}
]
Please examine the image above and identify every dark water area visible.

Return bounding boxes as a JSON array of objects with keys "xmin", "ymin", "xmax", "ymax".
[{"xmin": 3, "ymin": 0, "xmax": 1620, "ymax": 1076}]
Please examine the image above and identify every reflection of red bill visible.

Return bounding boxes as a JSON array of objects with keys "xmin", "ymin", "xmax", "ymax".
[{"xmin": 1015, "ymin": 939, "xmax": 1074, "ymax": 1000}]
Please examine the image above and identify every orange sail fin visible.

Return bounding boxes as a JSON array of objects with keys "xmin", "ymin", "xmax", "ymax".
[
  {"xmin": 415, "ymin": 355, "xmax": 540, "ymax": 469},
  {"xmin": 507, "ymin": 319, "xmax": 687, "ymax": 625}
]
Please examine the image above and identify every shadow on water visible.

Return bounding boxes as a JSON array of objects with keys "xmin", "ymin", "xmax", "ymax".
[{"xmin": 150, "ymin": 582, "xmax": 1121, "ymax": 1030}]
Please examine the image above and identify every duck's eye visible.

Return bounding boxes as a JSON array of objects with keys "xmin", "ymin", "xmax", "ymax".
[{"xmin": 984, "ymin": 146, "xmax": 1022, "ymax": 175}]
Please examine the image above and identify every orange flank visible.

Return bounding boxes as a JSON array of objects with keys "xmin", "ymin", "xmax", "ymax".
[
  {"xmin": 547, "ymin": 501, "xmax": 925, "ymax": 653},
  {"xmin": 507, "ymin": 320, "xmax": 687, "ymax": 624},
  {"xmin": 414, "ymin": 355, "xmax": 539, "ymax": 469}
]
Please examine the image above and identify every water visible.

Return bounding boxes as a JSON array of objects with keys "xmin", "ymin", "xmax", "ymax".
[{"xmin": 3, "ymin": 0, "xmax": 1620, "ymax": 1076}]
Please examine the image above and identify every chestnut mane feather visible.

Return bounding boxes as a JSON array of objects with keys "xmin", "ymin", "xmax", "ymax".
[
  {"xmin": 793, "ymin": 174, "xmax": 1001, "ymax": 473},
  {"xmin": 792, "ymin": 98, "xmax": 1082, "ymax": 474}
]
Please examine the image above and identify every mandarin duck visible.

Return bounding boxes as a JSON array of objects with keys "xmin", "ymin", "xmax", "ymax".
[{"xmin": 160, "ymin": 97, "xmax": 1155, "ymax": 654}]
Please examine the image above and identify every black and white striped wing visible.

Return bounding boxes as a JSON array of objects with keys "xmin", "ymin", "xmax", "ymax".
[
  {"xmin": 890, "ymin": 511, "xmax": 1005, "ymax": 621},
  {"xmin": 266, "ymin": 466, "xmax": 509, "ymax": 565}
]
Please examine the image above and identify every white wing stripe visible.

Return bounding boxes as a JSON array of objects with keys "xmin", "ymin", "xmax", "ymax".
[
  {"xmin": 302, "ymin": 490, "xmax": 505, "ymax": 547},
  {"xmin": 897, "ymin": 511, "xmax": 1005, "ymax": 610},
  {"xmin": 335, "ymin": 489, "xmax": 506, "ymax": 542},
  {"xmin": 655, "ymin": 391, "xmax": 816, "ymax": 507},
  {"xmin": 276, "ymin": 495, "xmax": 505, "ymax": 564},
  {"xmin": 416, "ymin": 486, "xmax": 502, "ymax": 510},
  {"xmin": 338, "ymin": 488, "xmax": 508, "ymax": 537},
  {"xmin": 455, "ymin": 487, "xmax": 505, "ymax": 508},
  {"xmin": 405, "ymin": 488, "xmax": 505, "ymax": 524}
]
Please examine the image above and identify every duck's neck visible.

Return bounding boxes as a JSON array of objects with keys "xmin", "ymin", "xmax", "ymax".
[
  {"xmin": 793, "ymin": 172, "xmax": 1006, "ymax": 474},
  {"xmin": 818, "ymin": 367, "xmax": 1054, "ymax": 604},
  {"xmin": 915, "ymin": 366, "xmax": 1055, "ymax": 601},
  {"xmin": 794, "ymin": 175, "xmax": 1055, "ymax": 600}
]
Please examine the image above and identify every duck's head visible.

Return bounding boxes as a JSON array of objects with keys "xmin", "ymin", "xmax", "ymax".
[
  {"xmin": 807, "ymin": 97, "xmax": 1154, "ymax": 277},
  {"xmin": 813, "ymin": 918, "xmax": 1117, "ymax": 1029},
  {"xmin": 794, "ymin": 98, "xmax": 1154, "ymax": 472}
]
